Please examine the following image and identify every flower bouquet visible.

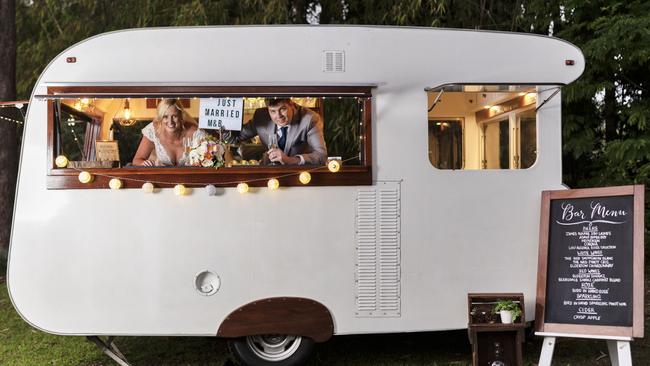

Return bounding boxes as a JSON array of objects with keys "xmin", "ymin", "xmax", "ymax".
[{"xmin": 187, "ymin": 136, "xmax": 227, "ymax": 168}]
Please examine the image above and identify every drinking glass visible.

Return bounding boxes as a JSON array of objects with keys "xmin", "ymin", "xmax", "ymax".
[
  {"xmin": 183, "ymin": 137, "xmax": 192, "ymax": 158},
  {"xmin": 267, "ymin": 134, "xmax": 279, "ymax": 165},
  {"xmin": 268, "ymin": 134, "xmax": 278, "ymax": 150}
]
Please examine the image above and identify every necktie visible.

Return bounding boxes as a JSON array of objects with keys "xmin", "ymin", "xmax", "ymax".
[{"xmin": 278, "ymin": 126, "xmax": 288, "ymax": 151}]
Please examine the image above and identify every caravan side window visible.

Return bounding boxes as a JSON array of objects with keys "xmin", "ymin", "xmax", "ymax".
[
  {"xmin": 427, "ymin": 85, "xmax": 538, "ymax": 170},
  {"xmin": 46, "ymin": 86, "xmax": 372, "ymax": 189}
]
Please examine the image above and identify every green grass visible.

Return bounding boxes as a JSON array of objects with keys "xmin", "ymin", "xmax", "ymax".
[{"xmin": 1, "ymin": 278, "xmax": 649, "ymax": 365}]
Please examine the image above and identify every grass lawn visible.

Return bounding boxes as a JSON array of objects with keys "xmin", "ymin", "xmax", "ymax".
[{"xmin": 2, "ymin": 275, "xmax": 649, "ymax": 365}]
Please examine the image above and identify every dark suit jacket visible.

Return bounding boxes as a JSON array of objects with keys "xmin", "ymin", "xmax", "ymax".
[{"xmin": 237, "ymin": 105, "xmax": 327, "ymax": 165}]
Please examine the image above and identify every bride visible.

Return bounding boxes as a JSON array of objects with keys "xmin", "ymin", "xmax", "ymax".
[{"xmin": 132, "ymin": 99, "xmax": 206, "ymax": 166}]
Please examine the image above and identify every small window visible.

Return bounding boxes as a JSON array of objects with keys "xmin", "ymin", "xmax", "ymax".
[{"xmin": 427, "ymin": 85, "xmax": 538, "ymax": 170}]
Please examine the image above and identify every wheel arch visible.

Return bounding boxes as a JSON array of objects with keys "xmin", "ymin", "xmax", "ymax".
[{"xmin": 217, "ymin": 297, "xmax": 334, "ymax": 342}]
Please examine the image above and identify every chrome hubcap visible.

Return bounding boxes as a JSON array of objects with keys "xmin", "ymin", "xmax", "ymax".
[{"xmin": 246, "ymin": 334, "xmax": 302, "ymax": 362}]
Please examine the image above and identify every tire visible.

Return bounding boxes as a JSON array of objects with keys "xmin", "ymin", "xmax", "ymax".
[{"xmin": 228, "ymin": 334, "xmax": 315, "ymax": 366}]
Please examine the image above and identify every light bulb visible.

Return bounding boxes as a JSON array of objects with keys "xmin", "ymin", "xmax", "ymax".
[
  {"xmin": 267, "ymin": 179, "xmax": 279, "ymax": 190},
  {"xmin": 205, "ymin": 184, "xmax": 218, "ymax": 196},
  {"xmin": 237, "ymin": 182, "xmax": 249, "ymax": 194},
  {"xmin": 109, "ymin": 178, "xmax": 122, "ymax": 190},
  {"xmin": 174, "ymin": 184, "xmax": 186, "ymax": 196},
  {"xmin": 142, "ymin": 182, "xmax": 154, "ymax": 193},
  {"xmin": 78, "ymin": 171, "xmax": 93, "ymax": 184},
  {"xmin": 299, "ymin": 172, "xmax": 311, "ymax": 184},
  {"xmin": 55, "ymin": 155, "xmax": 69, "ymax": 168},
  {"xmin": 327, "ymin": 160, "xmax": 341, "ymax": 173}
]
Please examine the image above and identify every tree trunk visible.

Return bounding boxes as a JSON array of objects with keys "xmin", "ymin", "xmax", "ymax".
[
  {"xmin": 0, "ymin": 0, "xmax": 17, "ymax": 260},
  {"xmin": 604, "ymin": 86, "xmax": 617, "ymax": 141}
]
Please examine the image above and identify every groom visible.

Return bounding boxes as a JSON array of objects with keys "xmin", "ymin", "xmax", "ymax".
[{"xmin": 237, "ymin": 98, "xmax": 327, "ymax": 165}]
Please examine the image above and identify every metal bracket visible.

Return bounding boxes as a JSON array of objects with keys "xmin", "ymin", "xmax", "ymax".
[{"xmin": 87, "ymin": 336, "xmax": 132, "ymax": 366}]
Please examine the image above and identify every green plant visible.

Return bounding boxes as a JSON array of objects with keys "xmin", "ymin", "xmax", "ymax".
[{"xmin": 492, "ymin": 300, "xmax": 522, "ymax": 321}]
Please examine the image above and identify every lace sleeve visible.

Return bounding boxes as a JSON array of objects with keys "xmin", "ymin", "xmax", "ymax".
[{"xmin": 141, "ymin": 123, "xmax": 155, "ymax": 141}]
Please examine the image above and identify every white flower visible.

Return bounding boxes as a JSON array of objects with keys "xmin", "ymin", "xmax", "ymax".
[
  {"xmin": 197, "ymin": 143, "xmax": 208, "ymax": 156},
  {"xmin": 189, "ymin": 150, "xmax": 201, "ymax": 165},
  {"xmin": 201, "ymin": 159, "xmax": 214, "ymax": 167}
]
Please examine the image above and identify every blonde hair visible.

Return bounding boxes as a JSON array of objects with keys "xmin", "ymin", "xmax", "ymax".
[{"xmin": 153, "ymin": 99, "xmax": 197, "ymax": 136}]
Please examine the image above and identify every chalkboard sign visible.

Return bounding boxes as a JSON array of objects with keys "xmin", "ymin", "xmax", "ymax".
[{"xmin": 535, "ymin": 185, "xmax": 644, "ymax": 338}]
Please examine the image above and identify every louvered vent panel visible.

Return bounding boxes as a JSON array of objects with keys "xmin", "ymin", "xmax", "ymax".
[
  {"xmin": 355, "ymin": 182, "xmax": 401, "ymax": 317},
  {"xmin": 322, "ymin": 50, "xmax": 345, "ymax": 72}
]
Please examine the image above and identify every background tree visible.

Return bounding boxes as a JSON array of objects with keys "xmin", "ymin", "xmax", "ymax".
[
  {"xmin": 0, "ymin": 0, "xmax": 17, "ymax": 264},
  {"xmin": 528, "ymin": 1, "xmax": 650, "ymax": 236}
]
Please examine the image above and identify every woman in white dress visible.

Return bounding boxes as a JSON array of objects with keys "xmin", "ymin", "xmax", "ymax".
[{"xmin": 132, "ymin": 98, "xmax": 206, "ymax": 166}]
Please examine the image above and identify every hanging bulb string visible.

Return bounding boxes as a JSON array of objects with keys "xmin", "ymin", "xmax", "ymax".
[
  {"xmin": 0, "ymin": 115, "xmax": 24, "ymax": 125},
  {"xmin": 68, "ymin": 156, "xmax": 358, "ymax": 187},
  {"xmin": 0, "ymin": 100, "xmax": 27, "ymax": 124}
]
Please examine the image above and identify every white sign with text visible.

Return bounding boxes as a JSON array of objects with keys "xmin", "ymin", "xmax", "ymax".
[{"xmin": 199, "ymin": 98, "xmax": 244, "ymax": 131}]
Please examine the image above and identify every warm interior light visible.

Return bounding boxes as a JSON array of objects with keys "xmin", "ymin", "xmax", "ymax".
[
  {"xmin": 123, "ymin": 99, "xmax": 132, "ymax": 120},
  {"xmin": 119, "ymin": 99, "xmax": 136, "ymax": 126},
  {"xmin": 483, "ymin": 105, "xmax": 491, "ymax": 109}
]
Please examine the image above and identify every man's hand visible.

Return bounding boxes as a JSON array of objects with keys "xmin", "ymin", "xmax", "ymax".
[{"xmin": 268, "ymin": 148, "xmax": 299, "ymax": 165}]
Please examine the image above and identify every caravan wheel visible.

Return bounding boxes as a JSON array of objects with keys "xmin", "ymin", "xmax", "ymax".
[{"xmin": 228, "ymin": 334, "xmax": 314, "ymax": 366}]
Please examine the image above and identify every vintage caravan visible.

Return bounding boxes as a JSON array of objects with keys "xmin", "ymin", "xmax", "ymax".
[{"xmin": 8, "ymin": 26, "xmax": 584, "ymax": 365}]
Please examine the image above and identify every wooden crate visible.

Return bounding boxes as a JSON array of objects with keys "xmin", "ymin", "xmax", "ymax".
[{"xmin": 467, "ymin": 293, "xmax": 525, "ymax": 366}]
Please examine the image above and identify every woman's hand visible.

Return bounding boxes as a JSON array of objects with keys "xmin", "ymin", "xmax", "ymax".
[{"xmin": 141, "ymin": 160, "xmax": 156, "ymax": 167}]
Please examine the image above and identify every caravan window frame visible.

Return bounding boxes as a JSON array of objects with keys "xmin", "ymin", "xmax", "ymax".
[
  {"xmin": 46, "ymin": 86, "xmax": 373, "ymax": 189},
  {"xmin": 426, "ymin": 83, "xmax": 541, "ymax": 171}
]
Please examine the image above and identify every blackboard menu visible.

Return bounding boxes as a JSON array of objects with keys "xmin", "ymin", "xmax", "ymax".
[
  {"xmin": 545, "ymin": 195, "xmax": 633, "ymax": 326},
  {"xmin": 535, "ymin": 185, "xmax": 644, "ymax": 338}
]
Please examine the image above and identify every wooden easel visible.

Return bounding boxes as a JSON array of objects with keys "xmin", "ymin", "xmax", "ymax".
[
  {"xmin": 536, "ymin": 332, "xmax": 632, "ymax": 366},
  {"xmin": 534, "ymin": 186, "xmax": 644, "ymax": 366}
]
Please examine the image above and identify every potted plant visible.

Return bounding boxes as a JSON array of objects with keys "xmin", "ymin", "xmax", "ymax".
[{"xmin": 493, "ymin": 300, "xmax": 522, "ymax": 324}]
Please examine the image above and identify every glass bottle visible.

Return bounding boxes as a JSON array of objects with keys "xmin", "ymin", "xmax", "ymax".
[{"xmin": 489, "ymin": 342, "xmax": 506, "ymax": 366}]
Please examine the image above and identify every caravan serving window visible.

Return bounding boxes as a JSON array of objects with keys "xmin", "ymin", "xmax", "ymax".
[
  {"xmin": 427, "ymin": 85, "xmax": 538, "ymax": 170},
  {"xmin": 46, "ymin": 86, "xmax": 372, "ymax": 189}
]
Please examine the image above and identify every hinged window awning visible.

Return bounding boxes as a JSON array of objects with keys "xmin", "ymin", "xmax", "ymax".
[{"xmin": 36, "ymin": 85, "xmax": 377, "ymax": 100}]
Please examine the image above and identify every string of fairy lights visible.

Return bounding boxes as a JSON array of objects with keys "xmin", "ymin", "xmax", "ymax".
[
  {"xmin": 0, "ymin": 102, "xmax": 26, "ymax": 125},
  {"xmin": 58, "ymin": 154, "xmax": 351, "ymax": 195}
]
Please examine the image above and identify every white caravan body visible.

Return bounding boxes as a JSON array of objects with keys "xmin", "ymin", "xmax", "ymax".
[{"xmin": 8, "ymin": 26, "xmax": 584, "ymax": 337}]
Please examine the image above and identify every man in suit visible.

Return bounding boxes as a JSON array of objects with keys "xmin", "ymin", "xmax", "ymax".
[{"xmin": 237, "ymin": 98, "xmax": 327, "ymax": 165}]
